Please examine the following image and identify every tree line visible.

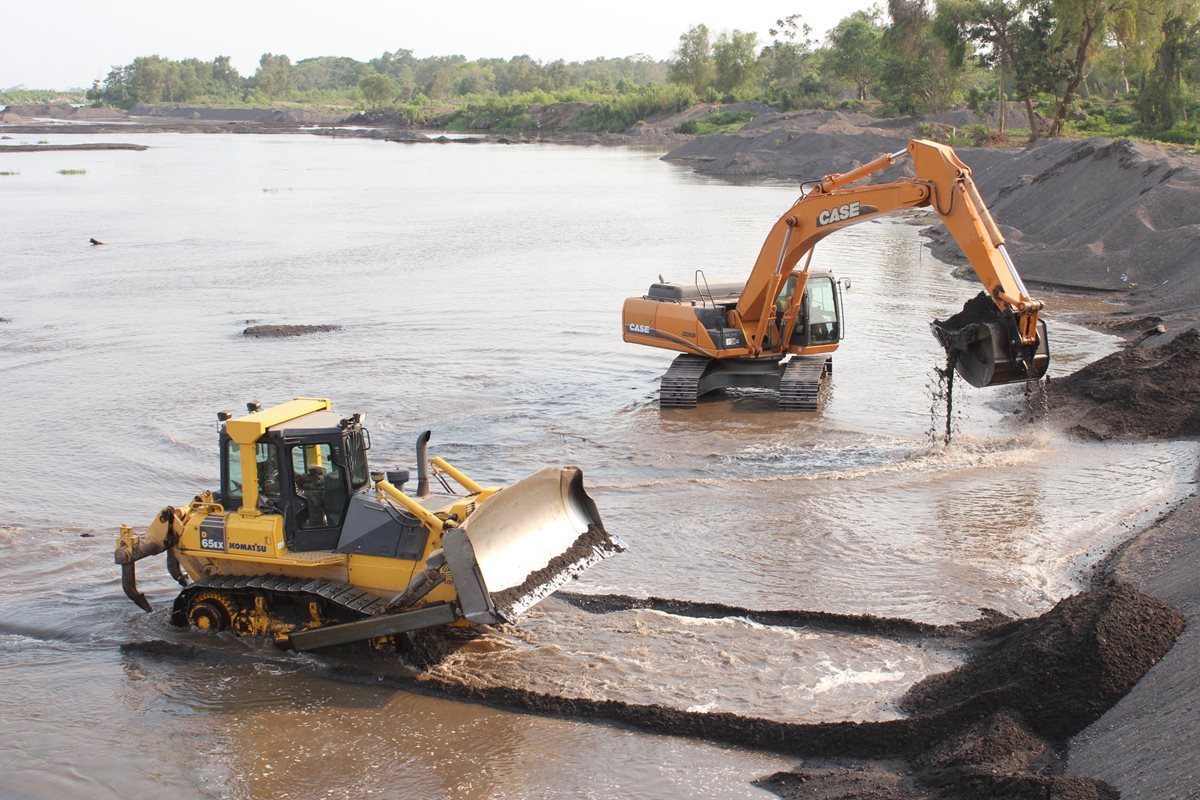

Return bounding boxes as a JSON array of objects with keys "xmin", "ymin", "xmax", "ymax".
[{"xmin": 83, "ymin": 0, "xmax": 1200, "ymax": 143}]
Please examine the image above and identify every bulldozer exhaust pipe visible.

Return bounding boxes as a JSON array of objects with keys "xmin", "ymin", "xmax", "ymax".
[{"xmin": 416, "ymin": 430, "xmax": 431, "ymax": 497}]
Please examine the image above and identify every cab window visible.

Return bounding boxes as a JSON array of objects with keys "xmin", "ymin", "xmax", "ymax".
[
  {"xmin": 805, "ymin": 277, "xmax": 839, "ymax": 344},
  {"xmin": 289, "ymin": 443, "xmax": 347, "ymax": 530},
  {"xmin": 346, "ymin": 432, "xmax": 369, "ymax": 489},
  {"xmin": 224, "ymin": 441, "xmax": 279, "ymax": 499}
]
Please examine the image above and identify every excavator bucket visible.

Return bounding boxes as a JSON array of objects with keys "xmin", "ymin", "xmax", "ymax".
[
  {"xmin": 443, "ymin": 467, "xmax": 624, "ymax": 624},
  {"xmin": 931, "ymin": 292, "xmax": 1050, "ymax": 388}
]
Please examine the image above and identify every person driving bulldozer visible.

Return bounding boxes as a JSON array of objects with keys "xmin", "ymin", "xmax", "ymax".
[{"xmin": 295, "ymin": 465, "xmax": 330, "ymax": 527}]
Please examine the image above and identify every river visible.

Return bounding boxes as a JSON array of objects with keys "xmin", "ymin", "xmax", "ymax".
[{"xmin": 0, "ymin": 133, "xmax": 1195, "ymax": 799}]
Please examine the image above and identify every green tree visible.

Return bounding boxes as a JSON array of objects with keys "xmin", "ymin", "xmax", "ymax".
[
  {"xmin": 255, "ymin": 53, "xmax": 293, "ymax": 99},
  {"xmin": 1137, "ymin": 13, "xmax": 1200, "ymax": 128},
  {"xmin": 1008, "ymin": 1, "xmax": 1072, "ymax": 139},
  {"xmin": 712, "ymin": 30, "xmax": 761, "ymax": 95},
  {"xmin": 826, "ymin": 10, "xmax": 885, "ymax": 101},
  {"xmin": 668, "ymin": 24, "xmax": 715, "ymax": 93},
  {"xmin": 878, "ymin": 0, "xmax": 964, "ymax": 114},
  {"xmin": 454, "ymin": 63, "xmax": 496, "ymax": 95},
  {"xmin": 211, "ymin": 55, "xmax": 241, "ymax": 95},
  {"xmin": 495, "ymin": 55, "xmax": 543, "ymax": 94},
  {"xmin": 1046, "ymin": 0, "xmax": 1137, "ymax": 136},
  {"xmin": 359, "ymin": 72, "xmax": 398, "ymax": 108},
  {"xmin": 759, "ymin": 14, "xmax": 826, "ymax": 105}
]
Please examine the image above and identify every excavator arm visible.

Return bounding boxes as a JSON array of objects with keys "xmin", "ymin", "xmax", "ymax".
[{"xmin": 733, "ymin": 139, "xmax": 1047, "ymax": 387}]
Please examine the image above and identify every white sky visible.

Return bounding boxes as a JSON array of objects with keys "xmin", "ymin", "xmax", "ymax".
[{"xmin": 3, "ymin": 0, "xmax": 878, "ymax": 90}]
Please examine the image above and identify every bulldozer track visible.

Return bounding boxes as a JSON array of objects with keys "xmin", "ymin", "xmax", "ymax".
[
  {"xmin": 779, "ymin": 356, "xmax": 831, "ymax": 411},
  {"xmin": 172, "ymin": 575, "xmax": 387, "ymax": 626},
  {"xmin": 659, "ymin": 355, "xmax": 710, "ymax": 408}
]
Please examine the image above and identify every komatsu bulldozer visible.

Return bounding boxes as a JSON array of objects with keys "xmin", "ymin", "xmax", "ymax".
[
  {"xmin": 623, "ymin": 139, "xmax": 1050, "ymax": 408},
  {"xmin": 115, "ymin": 398, "xmax": 624, "ymax": 652}
]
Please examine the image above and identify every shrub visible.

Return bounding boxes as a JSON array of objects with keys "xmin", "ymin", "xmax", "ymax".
[{"xmin": 674, "ymin": 110, "xmax": 755, "ymax": 135}]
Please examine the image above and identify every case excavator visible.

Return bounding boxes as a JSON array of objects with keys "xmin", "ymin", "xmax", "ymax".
[
  {"xmin": 623, "ymin": 139, "xmax": 1049, "ymax": 408},
  {"xmin": 115, "ymin": 398, "xmax": 624, "ymax": 652}
]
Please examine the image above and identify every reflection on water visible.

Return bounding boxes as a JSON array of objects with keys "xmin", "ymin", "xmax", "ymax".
[{"xmin": 0, "ymin": 134, "xmax": 1195, "ymax": 799}]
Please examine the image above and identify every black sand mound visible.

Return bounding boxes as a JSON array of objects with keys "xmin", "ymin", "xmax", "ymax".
[
  {"xmin": 242, "ymin": 324, "xmax": 341, "ymax": 338},
  {"xmin": 0, "ymin": 142, "xmax": 147, "ymax": 152},
  {"xmin": 902, "ymin": 583, "xmax": 1184, "ymax": 740},
  {"xmin": 1049, "ymin": 327, "xmax": 1200, "ymax": 440}
]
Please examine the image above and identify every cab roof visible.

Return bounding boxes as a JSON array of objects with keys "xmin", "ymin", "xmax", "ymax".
[{"xmin": 224, "ymin": 397, "xmax": 333, "ymax": 445}]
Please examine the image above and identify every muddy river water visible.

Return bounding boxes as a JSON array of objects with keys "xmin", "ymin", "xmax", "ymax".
[{"xmin": 1, "ymin": 134, "xmax": 1196, "ymax": 799}]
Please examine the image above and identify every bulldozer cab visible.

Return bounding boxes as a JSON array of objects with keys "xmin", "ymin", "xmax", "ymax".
[{"xmin": 219, "ymin": 413, "xmax": 372, "ymax": 552}]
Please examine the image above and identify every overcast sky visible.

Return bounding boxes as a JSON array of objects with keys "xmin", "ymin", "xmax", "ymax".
[{"xmin": 3, "ymin": 0, "xmax": 878, "ymax": 90}]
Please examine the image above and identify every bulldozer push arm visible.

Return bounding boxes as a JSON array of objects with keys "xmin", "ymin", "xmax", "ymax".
[{"xmin": 738, "ymin": 139, "xmax": 1046, "ymax": 385}]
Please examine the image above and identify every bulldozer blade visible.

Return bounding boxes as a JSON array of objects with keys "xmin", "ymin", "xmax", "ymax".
[
  {"xmin": 931, "ymin": 293, "xmax": 1049, "ymax": 388},
  {"xmin": 444, "ymin": 467, "xmax": 624, "ymax": 624}
]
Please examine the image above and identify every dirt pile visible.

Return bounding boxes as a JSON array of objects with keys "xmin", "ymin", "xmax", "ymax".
[
  {"xmin": 663, "ymin": 109, "xmax": 912, "ymax": 180},
  {"xmin": 902, "ymin": 583, "xmax": 1184, "ymax": 739},
  {"xmin": 128, "ymin": 104, "xmax": 342, "ymax": 125},
  {"xmin": 2, "ymin": 103, "xmax": 122, "ymax": 120},
  {"xmin": 761, "ymin": 583, "xmax": 1181, "ymax": 800},
  {"xmin": 1048, "ymin": 327, "xmax": 1200, "ymax": 440}
]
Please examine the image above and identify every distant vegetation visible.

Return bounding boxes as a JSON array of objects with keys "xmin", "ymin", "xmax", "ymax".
[
  {"xmin": 39, "ymin": 1, "xmax": 1200, "ymax": 145},
  {"xmin": 0, "ymin": 88, "xmax": 86, "ymax": 105}
]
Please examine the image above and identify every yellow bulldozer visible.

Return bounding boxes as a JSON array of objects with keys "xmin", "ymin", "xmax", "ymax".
[
  {"xmin": 115, "ymin": 397, "xmax": 623, "ymax": 651},
  {"xmin": 622, "ymin": 139, "xmax": 1050, "ymax": 408}
]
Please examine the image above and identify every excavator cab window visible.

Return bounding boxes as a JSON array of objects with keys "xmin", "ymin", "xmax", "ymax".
[{"xmin": 804, "ymin": 276, "xmax": 841, "ymax": 345}]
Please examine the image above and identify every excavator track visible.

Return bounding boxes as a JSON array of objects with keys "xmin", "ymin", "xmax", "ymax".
[
  {"xmin": 778, "ymin": 356, "xmax": 832, "ymax": 411},
  {"xmin": 659, "ymin": 355, "xmax": 710, "ymax": 408},
  {"xmin": 171, "ymin": 574, "xmax": 387, "ymax": 631}
]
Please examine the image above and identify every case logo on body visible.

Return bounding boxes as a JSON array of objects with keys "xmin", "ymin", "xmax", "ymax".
[
  {"xmin": 817, "ymin": 201, "xmax": 861, "ymax": 227},
  {"xmin": 627, "ymin": 323, "xmax": 651, "ymax": 335}
]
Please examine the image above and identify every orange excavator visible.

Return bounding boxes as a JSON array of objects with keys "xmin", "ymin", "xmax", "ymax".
[{"xmin": 622, "ymin": 139, "xmax": 1049, "ymax": 408}]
